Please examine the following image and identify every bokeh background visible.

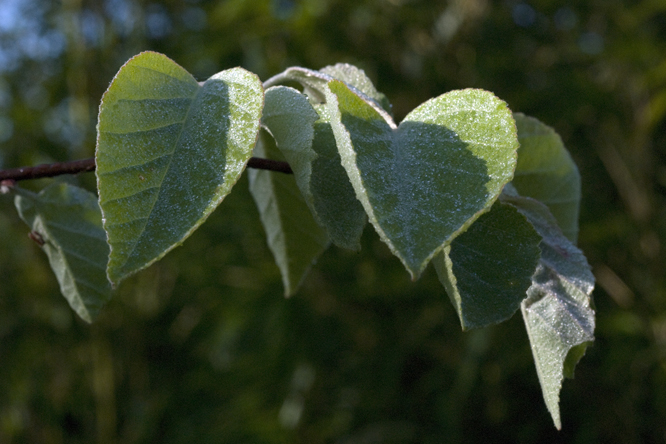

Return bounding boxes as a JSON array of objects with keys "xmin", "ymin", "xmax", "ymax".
[{"xmin": 0, "ymin": 0, "xmax": 665, "ymax": 442}]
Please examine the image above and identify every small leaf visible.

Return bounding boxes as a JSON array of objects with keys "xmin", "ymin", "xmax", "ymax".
[
  {"xmin": 326, "ymin": 81, "xmax": 519, "ymax": 278},
  {"xmin": 96, "ymin": 51, "xmax": 263, "ymax": 285},
  {"xmin": 248, "ymin": 130, "xmax": 330, "ymax": 296},
  {"xmin": 263, "ymin": 65, "xmax": 392, "ymax": 119},
  {"xmin": 14, "ymin": 183, "xmax": 112, "ymax": 323},
  {"xmin": 319, "ymin": 64, "xmax": 392, "ymax": 114},
  {"xmin": 262, "ymin": 86, "xmax": 366, "ymax": 250},
  {"xmin": 433, "ymin": 201, "xmax": 541, "ymax": 330},
  {"xmin": 263, "ymin": 66, "xmax": 331, "ymax": 102},
  {"xmin": 262, "ymin": 86, "xmax": 319, "ymax": 191},
  {"xmin": 513, "ymin": 113, "xmax": 581, "ymax": 243},
  {"xmin": 503, "ymin": 193, "xmax": 595, "ymax": 430}
]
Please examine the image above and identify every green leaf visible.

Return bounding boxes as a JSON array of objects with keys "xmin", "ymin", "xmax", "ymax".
[
  {"xmin": 319, "ymin": 64, "xmax": 392, "ymax": 115},
  {"xmin": 263, "ymin": 66, "xmax": 330, "ymax": 102},
  {"xmin": 248, "ymin": 130, "xmax": 330, "ymax": 296},
  {"xmin": 262, "ymin": 86, "xmax": 319, "ymax": 186},
  {"xmin": 14, "ymin": 183, "xmax": 112, "ymax": 323},
  {"xmin": 262, "ymin": 86, "xmax": 366, "ymax": 250},
  {"xmin": 433, "ymin": 201, "xmax": 541, "ymax": 330},
  {"xmin": 512, "ymin": 113, "xmax": 581, "ymax": 243},
  {"xmin": 563, "ymin": 342, "xmax": 592, "ymax": 379},
  {"xmin": 309, "ymin": 104, "xmax": 367, "ymax": 250},
  {"xmin": 326, "ymin": 81, "xmax": 519, "ymax": 278},
  {"xmin": 96, "ymin": 51, "xmax": 263, "ymax": 285},
  {"xmin": 503, "ymin": 193, "xmax": 595, "ymax": 430},
  {"xmin": 263, "ymin": 65, "xmax": 392, "ymax": 118}
]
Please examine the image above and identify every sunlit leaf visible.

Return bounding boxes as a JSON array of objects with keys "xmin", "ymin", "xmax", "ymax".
[
  {"xmin": 14, "ymin": 183, "xmax": 112, "ymax": 323},
  {"xmin": 263, "ymin": 66, "xmax": 330, "ymax": 102},
  {"xmin": 248, "ymin": 130, "xmax": 330, "ymax": 296},
  {"xmin": 512, "ymin": 113, "xmax": 581, "ymax": 243},
  {"xmin": 96, "ymin": 51, "xmax": 263, "ymax": 285},
  {"xmin": 262, "ymin": 86, "xmax": 365, "ymax": 250},
  {"xmin": 503, "ymin": 192, "xmax": 595, "ymax": 430},
  {"xmin": 433, "ymin": 201, "xmax": 541, "ymax": 330},
  {"xmin": 326, "ymin": 80, "xmax": 519, "ymax": 278},
  {"xmin": 263, "ymin": 65, "xmax": 392, "ymax": 117},
  {"xmin": 262, "ymin": 86, "xmax": 319, "ymax": 192},
  {"xmin": 319, "ymin": 64, "xmax": 392, "ymax": 114}
]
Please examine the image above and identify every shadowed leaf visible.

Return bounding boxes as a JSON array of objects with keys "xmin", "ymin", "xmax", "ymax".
[
  {"xmin": 503, "ymin": 192, "xmax": 595, "ymax": 429},
  {"xmin": 14, "ymin": 183, "xmax": 112, "ymax": 323},
  {"xmin": 248, "ymin": 130, "xmax": 330, "ymax": 296},
  {"xmin": 434, "ymin": 201, "xmax": 541, "ymax": 330},
  {"xmin": 262, "ymin": 86, "xmax": 366, "ymax": 250},
  {"xmin": 513, "ymin": 113, "xmax": 581, "ymax": 243}
]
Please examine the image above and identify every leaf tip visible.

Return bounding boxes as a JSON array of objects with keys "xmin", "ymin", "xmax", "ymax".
[
  {"xmin": 77, "ymin": 311, "xmax": 95, "ymax": 324},
  {"xmin": 553, "ymin": 417, "xmax": 562, "ymax": 431},
  {"xmin": 106, "ymin": 264, "xmax": 128, "ymax": 289}
]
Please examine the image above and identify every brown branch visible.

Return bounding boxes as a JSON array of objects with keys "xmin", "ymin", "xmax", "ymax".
[
  {"xmin": 0, "ymin": 158, "xmax": 96, "ymax": 181},
  {"xmin": 0, "ymin": 156, "xmax": 292, "ymax": 182},
  {"xmin": 247, "ymin": 157, "xmax": 293, "ymax": 174}
]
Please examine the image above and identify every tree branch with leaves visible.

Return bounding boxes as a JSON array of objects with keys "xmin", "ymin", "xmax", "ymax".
[{"xmin": 0, "ymin": 51, "xmax": 594, "ymax": 429}]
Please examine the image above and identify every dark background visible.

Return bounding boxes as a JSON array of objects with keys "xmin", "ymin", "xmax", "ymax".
[{"xmin": 0, "ymin": 0, "xmax": 664, "ymax": 442}]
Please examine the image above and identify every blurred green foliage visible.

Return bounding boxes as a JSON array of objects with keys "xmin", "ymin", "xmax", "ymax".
[{"xmin": 0, "ymin": 0, "xmax": 665, "ymax": 442}]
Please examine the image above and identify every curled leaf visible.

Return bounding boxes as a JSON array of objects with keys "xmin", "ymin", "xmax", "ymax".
[
  {"xmin": 503, "ymin": 193, "xmax": 595, "ymax": 429},
  {"xmin": 263, "ymin": 64, "xmax": 392, "ymax": 118}
]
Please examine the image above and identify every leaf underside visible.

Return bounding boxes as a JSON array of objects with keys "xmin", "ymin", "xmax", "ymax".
[
  {"xmin": 96, "ymin": 51, "xmax": 263, "ymax": 285},
  {"xmin": 261, "ymin": 64, "xmax": 389, "ymax": 251},
  {"xmin": 503, "ymin": 193, "xmax": 595, "ymax": 430},
  {"xmin": 14, "ymin": 183, "xmax": 112, "ymax": 323},
  {"xmin": 309, "ymin": 104, "xmax": 368, "ymax": 250}
]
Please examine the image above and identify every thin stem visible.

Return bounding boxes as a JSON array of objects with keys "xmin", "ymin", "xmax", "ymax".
[
  {"xmin": 0, "ymin": 158, "xmax": 96, "ymax": 181},
  {"xmin": 247, "ymin": 157, "xmax": 293, "ymax": 174},
  {"xmin": 0, "ymin": 156, "xmax": 292, "ymax": 182}
]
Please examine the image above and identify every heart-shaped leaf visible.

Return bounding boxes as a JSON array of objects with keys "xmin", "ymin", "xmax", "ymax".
[
  {"xmin": 261, "ymin": 86, "xmax": 366, "ymax": 250},
  {"xmin": 433, "ymin": 201, "xmax": 541, "ymax": 330},
  {"xmin": 14, "ymin": 183, "xmax": 112, "ymax": 323},
  {"xmin": 503, "ymin": 193, "xmax": 595, "ymax": 430},
  {"xmin": 96, "ymin": 51, "xmax": 263, "ymax": 285},
  {"xmin": 326, "ymin": 80, "xmax": 519, "ymax": 278},
  {"xmin": 512, "ymin": 113, "xmax": 581, "ymax": 243},
  {"xmin": 249, "ymin": 129, "xmax": 330, "ymax": 296}
]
